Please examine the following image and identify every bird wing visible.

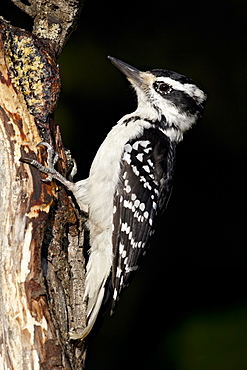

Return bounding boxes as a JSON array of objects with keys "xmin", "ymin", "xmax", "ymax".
[{"xmin": 110, "ymin": 127, "xmax": 176, "ymax": 312}]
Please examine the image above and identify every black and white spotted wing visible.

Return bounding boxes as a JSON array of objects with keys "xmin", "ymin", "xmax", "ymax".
[{"xmin": 111, "ymin": 126, "xmax": 176, "ymax": 312}]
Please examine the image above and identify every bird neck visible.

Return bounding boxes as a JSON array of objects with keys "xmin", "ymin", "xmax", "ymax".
[{"xmin": 118, "ymin": 104, "xmax": 184, "ymax": 143}]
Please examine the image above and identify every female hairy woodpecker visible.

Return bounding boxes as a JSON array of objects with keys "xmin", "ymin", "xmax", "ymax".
[{"xmin": 22, "ymin": 57, "xmax": 207, "ymax": 340}]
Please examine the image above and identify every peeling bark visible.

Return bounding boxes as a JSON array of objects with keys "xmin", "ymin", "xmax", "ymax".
[{"xmin": 0, "ymin": 2, "xmax": 86, "ymax": 369}]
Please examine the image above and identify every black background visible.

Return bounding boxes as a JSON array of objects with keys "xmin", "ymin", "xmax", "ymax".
[{"xmin": 2, "ymin": 1, "xmax": 247, "ymax": 369}]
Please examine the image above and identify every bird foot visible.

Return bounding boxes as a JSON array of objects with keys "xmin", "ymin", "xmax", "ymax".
[{"xmin": 20, "ymin": 142, "xmax": 74, "ymax": 188}]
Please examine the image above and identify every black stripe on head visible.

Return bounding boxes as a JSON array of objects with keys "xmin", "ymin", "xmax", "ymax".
[
  {"xmin": 167, "ymin": 89, "xmax": 204, "ymax": 115},
  {"xmin": 150, "ymin": 69, "xmax": 200, "ymax": 87}
]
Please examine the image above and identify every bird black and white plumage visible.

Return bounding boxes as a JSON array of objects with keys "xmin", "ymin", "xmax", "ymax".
[
  {"xmin": 22, "ymin": 56, "xmax": 207, "ymax": 340},
  {"xmin": 111, "ymin": 127, "xmax": 176, "ymax": 313}
]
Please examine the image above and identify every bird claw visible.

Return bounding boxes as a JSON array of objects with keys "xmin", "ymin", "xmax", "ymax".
[
  {"xmin": 21, "ymin": 141, "xmax": 76, "ymax": 194},
  {"xmin": 69, "ymin": 329, "xmax": 87, "ymax": 342},
  {"xmin": 21, "ymin": 142, "xmax": 62, "ymax": 182},
  {"xmin": 37, "ymin": 142, "xmax": 58, "ymax": 171}
]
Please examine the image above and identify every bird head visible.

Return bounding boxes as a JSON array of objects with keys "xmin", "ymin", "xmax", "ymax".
[{"xmin": 108, "ymin": 56, "xmax": 207, "ymax": 142}]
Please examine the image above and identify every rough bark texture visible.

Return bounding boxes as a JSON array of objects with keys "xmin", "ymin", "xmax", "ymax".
[
  {"xmin": 0, "ymin": 2, "xmax": 86, "ymax": 369},
  {"xmin": 11, "ymin": 0, "xmax": 84, "ymax": 57}
]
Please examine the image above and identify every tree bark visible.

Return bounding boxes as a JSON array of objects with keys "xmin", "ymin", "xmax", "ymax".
[{"xmin": 0, "ymin": 2, "xmax": 86, "ymax": 369}]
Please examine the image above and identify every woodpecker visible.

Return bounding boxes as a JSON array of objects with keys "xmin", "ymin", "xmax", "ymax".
[{"xmin": 22, "ymin": 56, "xmax": 207, "ymax": 340}]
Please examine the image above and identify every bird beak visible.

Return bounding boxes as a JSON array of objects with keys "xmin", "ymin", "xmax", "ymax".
[{"xmin": 108, "ymin": 56, "xmax": 144, "ymax": 87}]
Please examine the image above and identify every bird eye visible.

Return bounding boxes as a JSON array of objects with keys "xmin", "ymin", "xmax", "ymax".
[{"xmin": 154, "ymin": 81, "xmax": 172, "ymax": 95}]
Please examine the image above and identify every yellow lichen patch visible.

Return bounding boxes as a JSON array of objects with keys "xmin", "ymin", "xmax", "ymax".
[
  {"xmin": 36, "ymin": 20, "xmax": 62, "ymax": 41},
  {"xmin": 3, "ymin": 26, "xmax": 60, "ymax": 122}
]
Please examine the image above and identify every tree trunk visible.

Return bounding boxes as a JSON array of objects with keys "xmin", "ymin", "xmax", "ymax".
[{"xmin": 0, "ymin": 2, "xmax": 87, "ymax": 369}]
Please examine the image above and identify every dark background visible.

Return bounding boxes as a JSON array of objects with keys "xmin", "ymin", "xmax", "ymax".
[{"xmin": 2, "ymin": 1, "xmax": 247, "ymax": 369}]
